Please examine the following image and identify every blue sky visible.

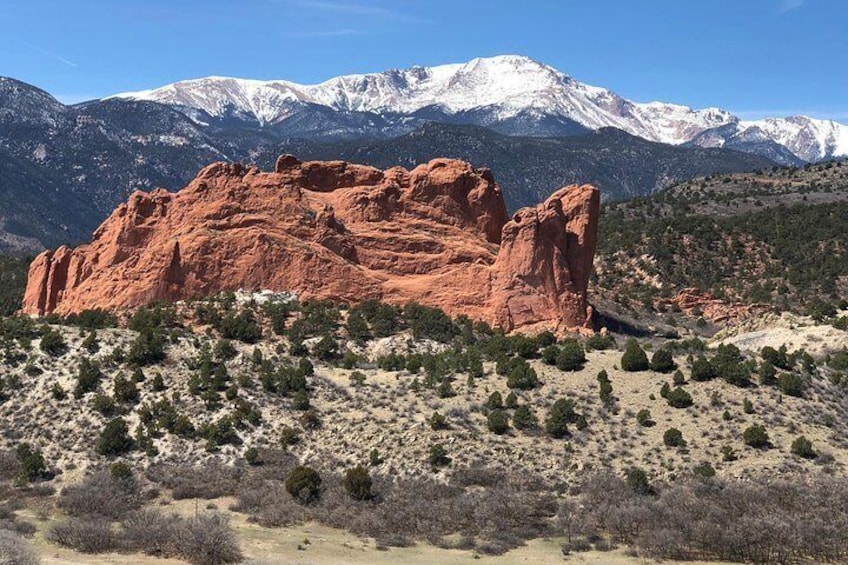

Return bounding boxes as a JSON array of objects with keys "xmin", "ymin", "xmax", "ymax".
[{"xmin": 1, "ymin": 0, "xmax": 845, "ymax": 122}]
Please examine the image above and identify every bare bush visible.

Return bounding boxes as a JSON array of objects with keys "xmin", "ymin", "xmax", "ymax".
[
  {"xmin": 173, "ymin": 513, "xmax": 242, "ymax": 565},
  {"xmin": 47, "ymin": 517, "xmax": 117, "ymax": 553},
  {"xmin": 120, "ymin": 509, "xmax": 181, "ymax": 556},
  {"xmin": 572, "ymin": 473, "xmax": 848, "ymax": 563},
  {"xmin": 146, "ymin": 464, "xmax": 242, "ymax": 500},
  {"xmin": 57, "ymin": 470, "xmax": 141, "ymax": 519},
  {"xmin": 0, "ymin": 529, "xmax": 40, "ymax": 565}
]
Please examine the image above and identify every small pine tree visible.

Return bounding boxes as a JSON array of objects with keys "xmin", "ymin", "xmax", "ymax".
[
  {"xmin": 97, "ymin": 418, "xmax": 134, "ymax": 456},
  {"xmin": 486, "ymin": 391, "xmax": 504, "ymax": 410},
  {"xmin": 428, "ymin": 444, "xmax": 451, "ymax": 468},
  {"xmin": 555, "ymin": 339, "xmax": 586, "ymax": 371},
  {"xmin": 487, "ymin": 409, "xmax": 509, "ymax": 435},
  {"xmin": 650, "ymin": 349, "xmax": 675, "ymax": 373},
  {"xmin": 512, "ymin": 405, "xmax": 537, "ymax": 430},
  {"xmin": 621, "ymin": 340, "xmax": 649, "ymax": 372}
]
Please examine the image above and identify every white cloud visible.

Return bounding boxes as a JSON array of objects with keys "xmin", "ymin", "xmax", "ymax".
[
  {"xmin": 285, "ymin": 28, "xmax": 361, "ymax": 38},
  {"xmin": 778, "ymin": 0, "xmax": 804, "ymax": 13}
]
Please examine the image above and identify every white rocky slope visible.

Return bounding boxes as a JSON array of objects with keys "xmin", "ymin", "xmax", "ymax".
[{"xmin": 111, "ymin": 54, "xmax": 848, "ymax": 162}]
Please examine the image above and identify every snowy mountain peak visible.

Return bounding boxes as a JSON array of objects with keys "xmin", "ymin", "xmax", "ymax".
[{"xmin": 109, "ymin": 55, "xmax": 848, "ymax": 161}]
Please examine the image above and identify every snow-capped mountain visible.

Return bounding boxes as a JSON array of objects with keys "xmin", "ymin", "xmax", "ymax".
[
  {"xmin": 110, "ymin": 55, "xmax": 848, "ymax": 162},
  {"xmin": 695, "ymin": 116, "xmax": 848, "ymax": 163}
]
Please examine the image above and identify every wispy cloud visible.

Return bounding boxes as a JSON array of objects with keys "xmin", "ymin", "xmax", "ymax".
[
  {"xmin": 295, "ymin": 0, "xmax": 422, "ymax": 22},
  {"xmin": 778, "ymin": 0, "xmax": 804, "ymax": 13},
  {"xmin": 16, "ymin": 39, "xmax": 78, "ymax": 68},
  {"xmin": 286, "ymin": 28, "xmax": 361, "ymax": 38}
]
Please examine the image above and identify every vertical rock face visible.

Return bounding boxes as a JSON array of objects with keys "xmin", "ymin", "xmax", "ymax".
[
  {"xmin": 22, "ymin": 156, "xmax": 599, "ymax": 333},
  {"xmin": 492, "ymin": 185, "xmax": 600, "ymax": 333}
]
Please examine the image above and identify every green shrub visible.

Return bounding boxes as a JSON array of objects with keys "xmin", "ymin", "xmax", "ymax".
[
  {"xmin": 512, "ymin": 405, "xmax": 537, "ymax": 430},
  {"xmin": 545, "ymin": 398, "xmax": 578, "ymax": 439},
  {"xmin": 621, "ymin": 340, "xmax": 649, "ymax": 372},
  {"xmin": 663, "ymin": 428, "xmax": 686, "ymax": 448},
  {"xmin": 497, "ymin": 358, "xmax": 535, "ymax": 391},
  {"xmin": 39, "ymin": 328, "xmax": 67, "ymax": 356},
  {"xmin": 790, "ymin": 436, "xmax": 816, "ymax": 459},
  {"xmin": 151, "ymin": 373, "xmax": 166, "ymax": 391},
  {"xmin": 585, "ymin": 333, "xmax": 616, "ymax": 351},
  {"xmin": 666, "ymin": 387, "xmax": 693, "ymax": 409},
  {"xmin": 220, "ymin": 310, "xmax": 261, "ymax": 343},
  {"xmin": 280, "ymin": 426, "xmax": 300, "ymax": 448},
  {"xmin": 556, "ymin": 339, "xmax": 586, "ymax": 371},
  {"xmin": 286, "ymin": 466, "xmax": 322, "ymax": 504},
  {"xmin": 597, "ymin": 370, "xmax": 613, "ymax": 405},
  {"xmin": 127, "ymin": 329, "xmax": 166, "ymax": 366},
  {"xmin": 691, "ymin": 356, "xmax": 717, "ymax": 382},
  {"xmin": 82, "ymin": 331, "xmax": 99, "ymax": 353},
  {"xmin": 428, "ymin": 444, "xmax": 451, "ymax": 468},
  {"xmin": 51, "ymin": 383, "xmax": 67, "ymax": 401},
  {"xmin": 487, "ymin": 409, "xmax": 509, "ymax": 435},
  {"xmin": 343, "ymin": 465, "xmax": 373, "ymax": 501},
  {"xmin": 650, "ymin": 349, "xmax": 675, "ymax": 373},
  {"xmin": 97, "ymin": 418, "xmax": 134, "ymax": 456},
  {"xmin": 404, "ymin": 303, "xmax": 457, "ymax": 343},
  {"xmin": 625, "ymin": 467, "xmax": 651, "ymax": 495},
  {"xmin": 693, "ymin": 461, "xmax": 716, "ymax": 478},
  {"xmin": 244, "ymin": 447, "xmax": 261, "ymax": 466},
  {"xmin": 743, "ymin": 397, "xmax": 754, "ymax": 414},
  {"xmin": 486, "ymin": 391, "xmax": 504, "ymax": 410},
  {"xmin": 349, "ymin": 371, "xmax": 366, "ymax": 387},
  {"xmin": 510, "ymin": 335, "xmax": 538, "ymax": 359},
  {"xmin": 16, "ymin": 443, "xmax": 49, "ymax": 482},
  {"xmin": 636, "ymin": 409, "xmax": 653, "ymax": 427},
  {"xmin": 542, "ymin": 345, "xmax": 559, "ymax": 365},
  {"xmin": 113, "ymin": 374, "xmax": 140, "ymax": 405},
  {"xmin": 92, "ymin": 394, "xmax": 118, "ymax": 417},
  {"xmin": 429, "ymin": 411, "xmax": 448, "ymax": 430},
  {"xmin": 743, "ymin": 424, "xmax": 770, "ymax": 449},
  {"xmin": 758, "ymin": 360, "xmax": 777, "ymax": 385},
  {"xmin": 74, "ymin": 358, "xmax": 103, "ymax": 398},
  {"xmin": 778, "ymin": 372, "xmax": 804, "ymax": 397},
  {"xmin": 214, "ymin": 339, "xmax": 237, "ymax": 361}
]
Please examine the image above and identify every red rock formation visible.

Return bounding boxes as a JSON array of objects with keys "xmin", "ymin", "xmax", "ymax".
[
  {"xmin": 22, "ymin": 156, "xmax": 600, "ymax": 333},
  {"xmin": 661, "ymin": 287, "xmax": 769, "ymax": 324}
]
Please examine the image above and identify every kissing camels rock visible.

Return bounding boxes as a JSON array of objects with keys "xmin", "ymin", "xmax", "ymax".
[{"xmin": 23, "ymin": 156, "xmax": 600, "ymax": 333}]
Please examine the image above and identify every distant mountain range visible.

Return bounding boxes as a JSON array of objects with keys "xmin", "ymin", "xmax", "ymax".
[
  {"xmin": 113, "ymin": 54, "xmax": 848, "ymax": 163},
  {"xmin": 2, "ymin": 54, "xmax": 841, "ymax": 253}
]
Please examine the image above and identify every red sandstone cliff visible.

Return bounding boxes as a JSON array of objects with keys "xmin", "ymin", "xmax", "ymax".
[{"xmin": 22, "ymin": 156, "xmax": 600, "ymax": 333}]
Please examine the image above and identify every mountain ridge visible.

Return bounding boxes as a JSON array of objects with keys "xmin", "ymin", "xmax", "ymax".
[{"xmin": 110, "ymin": 54, "xmax": 848, "ymax": 163}]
